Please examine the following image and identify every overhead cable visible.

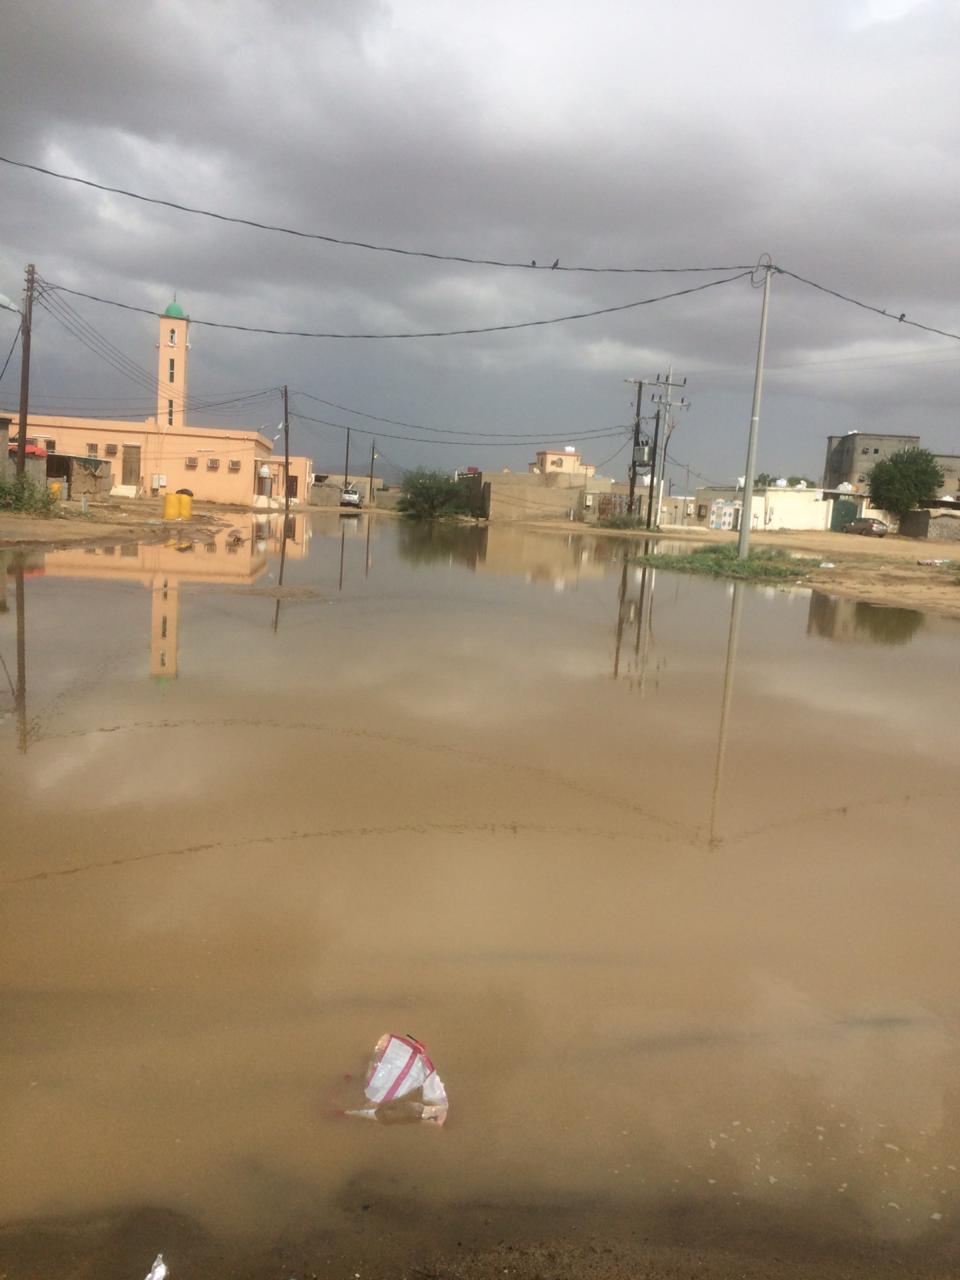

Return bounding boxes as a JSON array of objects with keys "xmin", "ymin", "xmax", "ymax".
[
  {"xmin": 776, "ymin": 268, "xmax": 960, "ymax": 343},
  {"xmin": 294, "ymin": 391, "xmax": 633, "ymax": 440},
  {"xmin": 291, "ymin": 408, "xmax": 632, "ymax": 448},
  {"xmin": 0, "ymin": 326, "xmax": 20, "ymax": 384},
  {"xmin": 40, "ymin": 273, "xmax": 752, "ymax": 340},
  {"xmin": 0, "ymin": 156, "xmax": 752, "ymax": 275}
]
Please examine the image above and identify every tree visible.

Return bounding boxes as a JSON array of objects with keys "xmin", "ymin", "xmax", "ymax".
[
  {"xmin": 786, "ymin": 475, "xmax": 815, "ymax": 487},
  {"xmin": 396, "ymin": 468, "xmax": 472, "ymax": 520},
  {"xmin": 755, "ymin": 471, "xmax": 776, "ymax": 487},
  {"xmin": 868, "ymin": 448, "xmax": 944, "ymax": 517}
]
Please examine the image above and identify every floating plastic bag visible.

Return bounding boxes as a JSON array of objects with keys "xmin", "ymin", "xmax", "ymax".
[
  {"xmin": 342, "ymin": 1033, "xmax": 448, "ymax": 1126},
  {"xmin": 144, "ymin": 1256, "xmax": 168, "ymax": 1280}
]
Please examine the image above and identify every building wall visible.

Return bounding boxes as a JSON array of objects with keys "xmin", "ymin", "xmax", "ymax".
[
  {"xmin": 693, "ymin": 486, "xmax": 833, "ymax": 531},
  {"xmin": 822, "ymin": 433, "xmax": 921, "ymax": 490},
  {"xmin": 530, "ymin": 450, "xmax": 597, "ymax": 478},
  {"xmin": 462, "ymin": 471, "xmax": 584, "ymax": 521}
]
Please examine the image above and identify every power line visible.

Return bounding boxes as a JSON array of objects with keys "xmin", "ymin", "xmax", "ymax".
[
  {"xmin": 0, "ymin": 326, "xmax": 20, "ymax": 385},
  {"xmin": 40, "ymin": 273, "xmax": 752, "ymax": 340},
  {"xmin": 291, "ymin": 408, "xmax": 631, "ymax": 448},
  {"xmin": 294, "ymin": 391, "xmax": 632, "ymax": 441},
  {"xmin": 776, "ymin": 268, "xmax": 960, "ymax": 343},
  {"xmin": 0, "ymin": 155, "xmax": 753, "ymax": 276}
]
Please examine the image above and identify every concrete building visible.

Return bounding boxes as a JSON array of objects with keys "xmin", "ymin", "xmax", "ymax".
[
  {"xmin": 4, "ymin": 301, "xmax": 313, "ymax": 507},
  {"xmin": 822, "ymin": 432, "xmax": 960, "ymax": 500},
  {"xmin": 528, "ymin": 446, "xmax": 596, "ymax": 478},
  {"xmin": 692, "ymin": 484, "xmax": 835, "ymax": 532}
]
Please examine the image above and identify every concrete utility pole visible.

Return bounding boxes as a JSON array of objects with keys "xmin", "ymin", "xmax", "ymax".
[
  {"xmin": 737, "ymin": 257, "xmax": 773, "ymax": 559},
  {"xmin": 282, "ymin": 384, "xmax": 290, "ymax": 522},
  {"xmin": 344, "ymin": 428, "xmax": 351, "ymax": 489},
  {"xmin": 16, "ymin": 264, "xmax": 35, "ymax": 477},
  {"xmin": 648, "ymin": 366, "xmax": 688, "ymax": 528}
]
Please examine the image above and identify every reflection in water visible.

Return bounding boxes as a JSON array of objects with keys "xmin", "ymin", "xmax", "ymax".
[
  {"xmin": 396, "ymin": 519, "xmax": 488, "ymax": 568},
  {"xmin": 808, "ymin": 592, "xmax": 925, "ymax": 646},
  {"xmin": 709, "ymin": 581, "xmax": 744, "ymax": 846},
  {"xmin": 3, "ymin": 518, "xmax": 960, "ymax": 1271},
  {"xmin": 0, "ymin": 553, "xmax": 28, "ymax": 753}
]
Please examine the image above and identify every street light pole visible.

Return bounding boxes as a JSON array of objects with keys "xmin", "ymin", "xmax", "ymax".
[{"xmin": 737, "ymin": 257, "xmax": 773, "ymax": 559}]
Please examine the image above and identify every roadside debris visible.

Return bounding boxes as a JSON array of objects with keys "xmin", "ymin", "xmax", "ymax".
[
  {"xmin": 818, "ymin": 562, "xmax": 836, "ymax": 569},
  {"xmin": 144, "ymin": 1255, "xmax": 168, "ymax": 1280},
  {"xmin": 917, "ymin": 558, "xmax": 952, "ymax": 566},
  {"xmin": 340, "ymin": 1033, "xmax": 448, "ymax": 1126}
]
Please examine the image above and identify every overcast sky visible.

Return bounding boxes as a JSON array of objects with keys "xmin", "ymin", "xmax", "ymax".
[{"xmin": 1, "ymin": 0, "xmax": 958, "ymax": 485}]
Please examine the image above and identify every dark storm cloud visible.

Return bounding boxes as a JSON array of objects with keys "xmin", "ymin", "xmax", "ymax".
[{"xmin": 1, "ymin": 0, "xmax": 958, "ymax": 480}]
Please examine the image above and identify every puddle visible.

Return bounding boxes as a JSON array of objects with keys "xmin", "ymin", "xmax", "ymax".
[{"xmin": 1, "ymin": 515, "xmax": 958, "ymax": 1275}]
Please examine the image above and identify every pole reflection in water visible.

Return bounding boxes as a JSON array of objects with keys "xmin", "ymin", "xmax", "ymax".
[
  {"xmin": 612, "ymin": 539, "xmax": 656, "ymax": 696},
  {"xmin": 272, "ymin": 513, "xmax": 291, "ymax": 634},
  {"xmin": 364, "ymin": 512, "xmax": 372, "ymax": 578},
  {"xmin": 14, "ymin": 563, "xmax": 27, "ymax": 754},
  {"xmin": 709, "ymin": 580, "xmax": 744, "ymax": 846}
]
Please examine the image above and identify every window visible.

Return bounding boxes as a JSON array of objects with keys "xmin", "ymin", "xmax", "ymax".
[
  {"xmin": 228, "ymin": 459, "xmax": 241, "ymax": 472},
  {"xmin": 168, "ymin": 357, "xmax": 175, "ymax": 383},
  {"xmin": 26, "ymin": 437, "xmax": 37, "ymax": 446},
  {"xmin": 44, "ymin": 438, "xmax": 56, "ymax": 451},
  {"xmin": 185, "ymin": 456, "xmax": 198, "ymax": 469},
  {"xmin": 206, "ymin": 457, "xmax": 220, "ymax": 470},
  {"xmin": 873, "ymin": 447, "xmax": 879, "ymax": 454},
  {"xmin": 169, "ymin": 328, "xmax": 177, "ymax": 345},
  {"xmin": 86, "ymin": 443, "xmax": 98, "ymax": 457},
  {"xmin": 167, "ymin": 400, "xmax": 174, "ymax": 426},
  {"xmin": 105, "ymin": 442, "xmax": 118, "ymax": 456}
]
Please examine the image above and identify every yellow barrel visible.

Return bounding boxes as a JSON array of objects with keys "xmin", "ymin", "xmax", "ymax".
[
  {"xmin": 178, "ymin": 492, "xmax": 193, "ymax": 519},
  {"xmin": 163, "ymin": 492, "xmax": 180, "ymax": 520},
  {"xmin": 49, "ymin": 482, "xmax": 62, "ymax": 501}
]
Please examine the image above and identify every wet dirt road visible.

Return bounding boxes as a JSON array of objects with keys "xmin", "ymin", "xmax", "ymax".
[{"xmin": 1, "ymin": 514, "xmax": 959, "ymax": 1279}]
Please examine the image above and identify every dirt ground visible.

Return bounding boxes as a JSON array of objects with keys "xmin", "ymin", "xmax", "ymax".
[
  {"xmin": 2, "ymin": 1197, "xmax": 957, "ymax": 1280},
  {"xmin": 527, "ymin": 521, "xmax": 960, "ymax": 619},
  {"xmin": 0, "ymin": 496, "xmax": 232, "ymax": 551}
]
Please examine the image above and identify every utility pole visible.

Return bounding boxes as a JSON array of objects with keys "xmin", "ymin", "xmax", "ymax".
[
  {"xmin": 368, "ymin": 438, "xmax": 376, "ymax": 508},
  {"xmin": 282, "ymin": 384, "xmax": 290, "ymax": 522},
  {"xmin": 16, "ymin": 264, "xmax": 35, "ymax": 477},
  {"xmin": 649, "ymin": 365, "xmax": 688, "ymax": 529},
  {"xmin": 625, "ymin": 380, "xmax": 644, "ymax": 516},
  {"xmin": 645, "ymin": 400, "xmax": 663, "ymax": 530},
  {"xmin": 344, "ymin": 427, "xmax": 351, "ymax": 489},
  {"xmin": 737, "ymin": 257, "xmax": 773, "ymax": 559}
]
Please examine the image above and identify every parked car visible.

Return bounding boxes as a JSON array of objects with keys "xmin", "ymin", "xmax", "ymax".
[
  {"xmin": 340, "ymin": 486, "xmax": 362, "ymax": 508},
  {"xmin": 843, "ymin": 517, "xmax": 888, "ymax": 537}
]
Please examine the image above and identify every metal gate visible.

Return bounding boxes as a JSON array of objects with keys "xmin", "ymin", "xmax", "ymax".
[
  {"xmin": 122, "ymin": 444, "xmax": 141, "ymax": 487},
  {"xmin": 831, "ymin": 497, "xmax": 857, "ymax": 531}
]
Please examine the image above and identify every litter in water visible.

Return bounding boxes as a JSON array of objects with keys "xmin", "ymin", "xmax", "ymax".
[
  {"xmin": 144, "ymin": 1256, "xmax": 168, "ymax": 1280},
  {"xmin": 818, "ymin": 562, "xmax": 836, "ymax": 569},
  {"xmin": 340, "ymin": 1033, "xmax": 448, "ymax": 1126}
]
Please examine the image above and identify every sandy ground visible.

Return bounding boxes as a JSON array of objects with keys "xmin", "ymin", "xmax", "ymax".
[
  {"xmin": 525, "ymin": 521, "xmax": 960, "ymax": 619},
  {"xmin": 0, "ymin": 496, "xmax": 232, "ymax": 550}
]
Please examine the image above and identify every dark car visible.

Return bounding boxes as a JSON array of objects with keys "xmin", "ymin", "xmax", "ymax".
[{"xmin": 843, "ymin": 517, "xmax": 887, "ymax": 537}]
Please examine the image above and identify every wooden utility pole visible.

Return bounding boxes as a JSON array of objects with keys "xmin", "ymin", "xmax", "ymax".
[
  {"xmin": 645, "ymin": 401, "xmax": 663, "ymax": 530},
  {"xmin": 368, "ymin": 438, "xmax": 376, "ymax": 508},
  {"xmin": 16, "ymin": 264, "xmax": 35, "ymax": 477},
  {"xmin": 626, "ymin": 380, "xmax": 644, "ymax": 516}
]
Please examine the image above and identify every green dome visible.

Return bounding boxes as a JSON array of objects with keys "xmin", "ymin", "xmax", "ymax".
[{"xmin": 163, "ymin": 298, "xmax": 186, "ymax": 318}]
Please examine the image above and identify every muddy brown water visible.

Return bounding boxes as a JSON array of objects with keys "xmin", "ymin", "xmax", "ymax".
[{"xmin": 1, "ymin": 514, "xmax": 959, "ymax": 1279}]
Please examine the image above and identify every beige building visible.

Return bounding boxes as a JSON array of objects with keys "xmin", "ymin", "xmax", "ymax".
[
  {"xmin": 529, "ymin": 447, "xmax": 596, "ymax": 478},
  {"xmin": 6, "ymin": 301, "xmax": 313, "ymax": 506}
]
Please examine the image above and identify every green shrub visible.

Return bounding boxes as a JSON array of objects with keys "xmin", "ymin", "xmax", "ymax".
[
  {"xmin": 598, "ymin": 513, "xmax": 647, "ymax": 529},
  {"xmin": 869, "ymin": 448, "xmax": 944, "ymax": 517},
  {"xmin": 396, "ymin": 468, "xmax": 471, "ymax": 520},
  {"xmin": 0, "ymin": 474, "xmax": 56, "ymax": 514}
]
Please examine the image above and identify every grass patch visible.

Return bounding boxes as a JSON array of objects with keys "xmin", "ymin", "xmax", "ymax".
[
  {"xmin": 598, "ymin": 514, "xmax": 647, "ymax": 530},
  {"xmin": 632, "ymin": 543, "xmax": 815, "ymax": 582}
]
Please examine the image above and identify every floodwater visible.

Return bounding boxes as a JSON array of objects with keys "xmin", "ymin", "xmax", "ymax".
[{"xmin": 1, "ymin": 513, "xmax": 959, "ymax": 1277}]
